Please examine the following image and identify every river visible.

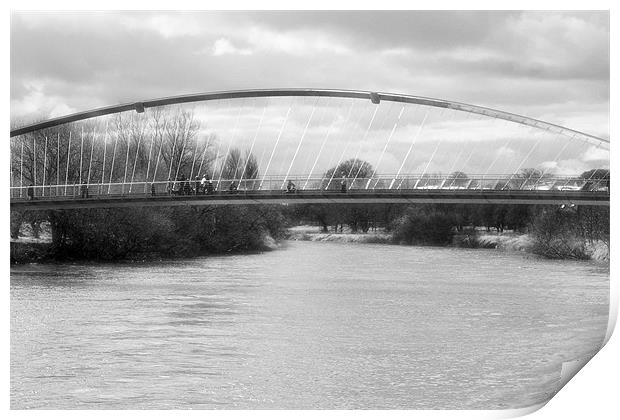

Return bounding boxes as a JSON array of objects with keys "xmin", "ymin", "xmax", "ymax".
[{"xmin": 10, "ymin": 241, "xmax": 609, "ymax": 409}]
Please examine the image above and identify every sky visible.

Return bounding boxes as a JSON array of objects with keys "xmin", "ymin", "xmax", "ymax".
[{"xmin": 9, "ymin": 10, "xmax": 610, "ymax": 176}]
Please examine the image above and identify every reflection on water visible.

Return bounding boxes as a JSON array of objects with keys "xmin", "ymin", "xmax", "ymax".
[{"xmin": 11, "ymin": 241, "xmax": 608, "ymax": 409}]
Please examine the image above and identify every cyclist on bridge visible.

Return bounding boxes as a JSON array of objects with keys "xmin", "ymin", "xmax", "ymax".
[{"xmin": 286, "ymin": 180, "xmax": 296, "ymax": 193}]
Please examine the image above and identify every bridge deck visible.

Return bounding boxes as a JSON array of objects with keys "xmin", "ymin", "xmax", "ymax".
[{"xmin": 10, "ymin": 189, "xmax": 609, "ymax": 210}]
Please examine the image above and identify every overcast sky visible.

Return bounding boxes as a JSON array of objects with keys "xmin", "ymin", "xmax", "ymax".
[{"xmin": 10, "ymin": 10, "xmax": 610, "ymax": 176}]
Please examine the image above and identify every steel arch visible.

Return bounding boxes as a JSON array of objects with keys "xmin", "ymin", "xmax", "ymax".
[{"xmin": 9, "ymin": 88, "xmax": 610, "ymax": 148}]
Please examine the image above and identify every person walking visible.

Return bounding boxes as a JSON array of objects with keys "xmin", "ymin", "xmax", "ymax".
[
  {"xmin": 201, "ymin": 174, "xmax": 207, "ymax": 194},
  {"xmin": 183, "ymin": 175, "xmax": 191, "ymax": 195},
  {"xmin": 167, "ymin": 178, "xmax": 173, "ymax": 195},
  {"xmin": 341, "ymin": 176, "xmax": 347, "ymax": 193},
  {"xmin": 178, "ymin": 173, "xmax": 187, "ymax": 195}
]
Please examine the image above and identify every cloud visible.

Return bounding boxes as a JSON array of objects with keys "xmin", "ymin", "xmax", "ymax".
[
  {"xmin": 245, "ymin": 26, "xmax": 351, "ymax": 55},
  {"xmin": 10, "ymin": 79, "xmax": 76, "ymax": 123},
  {"xmin": 231, "ymin": 10, "xmax": 513, "ymax": 51},
  {"xmin": 125, "ymin": 13, "xmax": 210, "ymax": 39},
  {"xmin": 582, "ymin": 146, "xmax": 610, "ymax": 163},
  {"xmin": 211, "ymin": 38, "xmax": 252, "ymax": 56}
]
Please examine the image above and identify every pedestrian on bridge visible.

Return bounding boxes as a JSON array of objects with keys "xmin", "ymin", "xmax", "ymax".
[
  {"xmin": 183, "ymin": 176, "xmax": 191, "ymax": 195},
  {"xmin": 286, "ymin": 180, "xmax": 297, "ymax": 193},
  {"xmin": 341, "ymin": 176, "xmax": 347, "ymax": 193},
  {"xmin": 167, "ymin": 178, "xmax": 173, "ymax": 195},
  {"xmin": 178, "ymin": 173, "xmax": 188, "ymax": 195},
  {"xmin": 80, "ymin": 184, "xmax": 89, "ymax": 198},
  {"xmin": 27, "ymin": 185, "xmax": 34, "ymax": 200},
  {"xmin": 201, "ymin": 174, "xmax": 207, "ymax": 194}
]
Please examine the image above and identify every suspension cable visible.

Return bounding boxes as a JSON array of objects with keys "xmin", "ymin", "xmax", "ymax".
[
  {"xmin": 174, "ymin": 114, "xmax": 192, "ymax": 183},
  {"xmin": 167, "ymin": 113, "xmax": 181, "ymax": 182},
  {"xmin": 42, "ymin": 136, "xmax": 48, "ymax": 196},
  {"xmin": 502, "ymin": 128, "xmax": 546, "ymax": 189},
  {"xmin": 32, "ymin": 136, "xmax": 36, "ymax": 189},
  {"xmin": 416, "ymin": 136, "xmax": 442, "ymax": 189},
  {"xmin": 369, "ymin": 105, "xmax": 406, "ymax": 189},
  {"xmin": 481, "ymin": 119, "xmax": 515, "ymax": 177},
  {"xmin": 300, "ymin": 103, "xmax": 329, "ymax": 176},
  {"xmin": 218, "ymin": 101, "xmax": 244, "ymax": 187},
  {"xmin": 321, "ymin": 100, "xmax": 353, "ymax": 183},
  {"xmin": 56, "ymin": 133, "xmax": 60, "ymax": 195},
  {"xmin": 414, "ymin": 109, "xmax": 448, "ymax": 188},
  {"xmin": 531, "ymin": 131, "xmax": 569, "ymax": 187},
  {"xmin": 441, "ymin": 112, "xmax": 466, "ymax": 187},
  {"xmin": 79, "ymin": 126, "xmax": 84, "ymax": 185},
  {"xmin": 122, "ymin": 115, "xmax": 132, "ymax": 193},
  {"xmin": 261, "ymin": 102, "xmax": 292, "ymax": 189},
  {"xmin": 151, "ymin": 119, "xmax": 168, "ymax": 184},
  {"xmin": 196, "ymin": 132, "xmax": 213, "ymax": 181},
  {"xmin": 20, "ymin": 141, "xmax": 24, "ymax": 197},
  {"xmin": 100, "ymin": 122, "xmax": 108, "ymax": 185},
  {"xmin": 196, "ymin": 101, "xmax": 219, "ymax": 180},
  {"xmin": 393, "ymin": 108, "xmax": 429, "ymax": 189},
  {"xmin": 65, "ymin": 131, "xmax": 71, "ymax": 195},
  {"xmin": 129, "ymin": 121, "xmax": 144, "ymax": 192},
  {"xmin": 501, "ymin": 125, "xmax": 539, "ymax": 175},
  {"xmin": 108, "ymin": 124, "xmax": 119, "ymax": 193},
  {"xmin": 348, "ymin": 104, "xmax": 379, "ymax": 181},
  {"xmin": 188, "ymin": 136, "xmax": 200, "ymax": 181},
  {"xmin": 211, "ymin": 133, "xmax": 222, "ymax": 181},
  {"xmin": 304, "ymin": 100, "xmax": 341, "ymax": 190},
  {"xmin": 326, "ymin": 100, "xmax": 362, "ymax": 189},
  {"xmin": 447, "ymin": 147, "xmax": 473, "ymax": 189},
  {"xmin": 282, "ymin": 97, "xmax": 319, "ymax": 189},
  {"xmin": 240, "ymin": 99, "xmax": 267, "ymax": 187},
  {"xmin": 210, "ymin": 101, "xmax": 231, "ymax": 181},
  {"xmin": 144, "ymin": 120, "xmax": 155, "ymax": 189},
  {"xmin": 87, "ymin": 126, "xmax": 95, "ymax": 186},
  {"xmin": 351, "ymin": 102, "xmax": 394, "ymax": 187}
]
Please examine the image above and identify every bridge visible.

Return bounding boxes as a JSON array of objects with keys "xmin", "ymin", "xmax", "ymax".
[
  {"xmin": 9, "ymin": 175, "xmax": 610, "ymax": 210},
  {"xmin": 10, "ymin": 89, "xmax": 609, "ymax": 210}
]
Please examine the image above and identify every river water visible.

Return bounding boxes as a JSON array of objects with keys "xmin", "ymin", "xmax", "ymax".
[{"xmin": 11, "ymin": 241, "xmax": 609, "ymax": 409}]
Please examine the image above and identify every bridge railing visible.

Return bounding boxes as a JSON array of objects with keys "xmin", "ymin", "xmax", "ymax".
[{"xmin": 9, "ymin": 174, "xmax": 609, "ymax": 201}]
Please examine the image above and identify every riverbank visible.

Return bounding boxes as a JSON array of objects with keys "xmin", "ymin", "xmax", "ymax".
[
  {"xmin": 10, "ymin": 233, "xmax": 281, "ymax": 265},
  {"xmin": 10, "ymin": 217, "xmax": 282, "ymax": 265},
  {"xmin": 472, "ymin": 232, "xmax": 609, "ymax": 262},
  {"xmin": 10, "ymin": 221, "xmax": 608, "ymax": 264},
  {"xmin": 454, "ymin": 231, "xmax": 535, "ymax": 251},
  {"xmin": 286, "ymin": 225, "xmax": 392, "ymax": 244},
  {"xmin": 10, "ymin": 206, "xmax": 287, "ymax": 264},
  {"xmin": 286, "ymin": 225, "xmax": 609, "ymax": 262},
  {"xmin": 10, "ymin": 240, "xmax": 52, "ymax": 264},
  {"xmin": 287, "ymin": 226, "xmax": 534, "ymax": 250},
  {"xmin": 10, "ymin": 221, "xmax": 53, "ymax": 264}
]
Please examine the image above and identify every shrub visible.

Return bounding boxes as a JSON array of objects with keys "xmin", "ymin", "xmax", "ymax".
[
  {"xmin": 45, "ymin": 205, "xmax": 287, "ymax": 261},
  {"xmin": 392, "ymin": 209, "xmax": 455, "ymax": 246},
  {"xmin": 529, "ymin": 209, "xmax": 591, "ymax": 260}
]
